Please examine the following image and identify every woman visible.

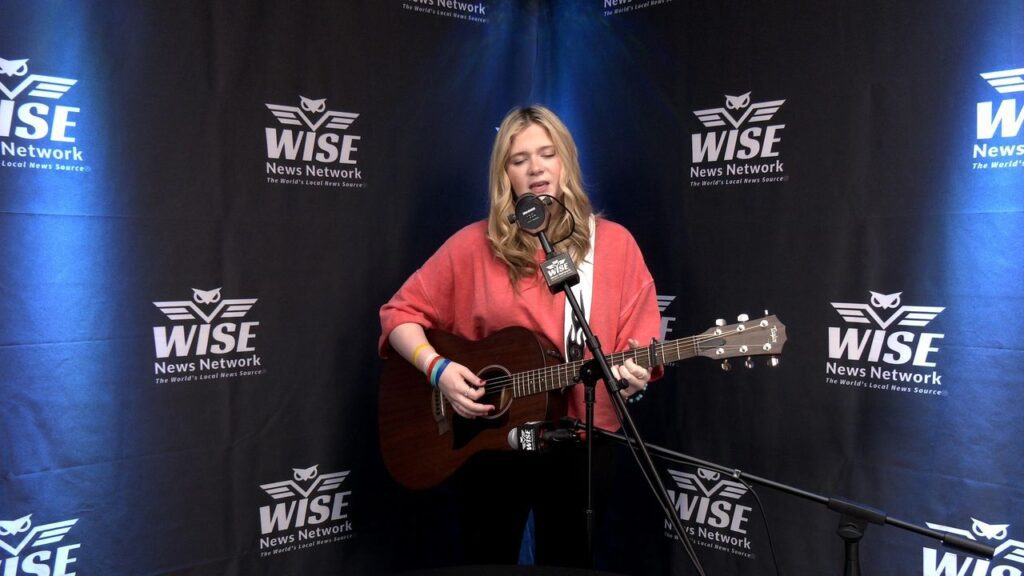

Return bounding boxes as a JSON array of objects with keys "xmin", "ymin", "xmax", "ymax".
[{"xmin": 379, "ymin": 105, "xmax": 662, "ymax": 567}]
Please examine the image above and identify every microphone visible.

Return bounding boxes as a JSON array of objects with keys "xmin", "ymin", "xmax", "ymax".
[
  {"xmin": 506, "ymin": 193, "xmax": 579, "ymax": 292},
  {"xmin": 507, "ymin": 421, "xmax": 580, "ymax": 451},
  {"xmin": 506, "ymin": 193, "xmax": 554, "ymax": 234}
]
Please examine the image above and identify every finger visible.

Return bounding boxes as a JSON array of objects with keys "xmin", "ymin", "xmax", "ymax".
[
  {"xmin": 462, "ymin": 386, "xmax": 487, "ymax": 405},
  {"xmin": 463, "ymin": 398, "xmax": 493, "ymax": 417},
  {"xmin": 449, "ymin": 367, "xmax": 488, "ymax": 403},
  {"xmin": 628, "ymin": 338, "xmax": 640, "ymax": 349},
  {"xmin": 467, "ymin": 380, "xmax": 488, "ymax": 400},
  {"xmin": 463, "ymin": 382, "xmax": 492, "ymax": 412},
  {"xmin": 632, "ymin": 365, "xmax": 649, "ymax": 381},
  {"xmin": 620, "ymin": 359, "xmax": 639, "ymax": 381},
  {"xmin": 619, "ymin": 373, "xmax": 640, "ymax": 390},
  {"xmin": 453, "ymin": 402, "xmax": 473, "ymax": 419},
  {"xmin": 458, "ymin": 382, "xmax": 493, "ymax": 414},
  {"xmin": 624, "ymin": 358, "xmax": 649, "ymax": 381},
  {"xmin": 463, "ymin": 367, "xmax": 484, "ymax": 388},
  {"xmin": 612, "ymin": 365, "xmax": 633, "ymax": 396},
  {"xmin": 442, "ymin": 381, "xmax": 474, "ymax": 418},
  {"xmin": 443, "ymin": 365, "xmax": 485, "ymax": 403},
  {"xmin": 452, "ymin": 393, "xmax": 489, "ymax": 418},
  {"xmin": 611, "ymin": 364, "xmax": 624, "ymax": 381},
  {"xmin": 450, "ymin": 364, "xmax": 481, "ymax": 389}
]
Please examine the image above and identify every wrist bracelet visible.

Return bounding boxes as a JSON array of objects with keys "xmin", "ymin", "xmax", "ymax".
[
  {"xmin": 425, "ymin": 355, "xmax": 443, "ymax": 383},
  {"xmin": 429, "ymin": 358, "xmax": 451, "ymax": 388},
  {"xmin": 412, "ymin": 343, "xmax": 432, "ymax": 369},
  {"xmin": 627, "ymin": 383, "xmax": 649, "ymax": 404}
]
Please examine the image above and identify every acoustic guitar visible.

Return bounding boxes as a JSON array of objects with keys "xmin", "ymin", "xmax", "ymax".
[{"xmin": 378, "ymin": 314, "xmax": 787, "ymax": 489}]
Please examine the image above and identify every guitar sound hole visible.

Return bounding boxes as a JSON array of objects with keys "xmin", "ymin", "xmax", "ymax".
[
  {"xmin": 477, "ymin": 365, "xmax": 513, "ymax": 419},
  {"xmin": 449, "ymin": 365, "xmax": 513, "ymax": 450}
]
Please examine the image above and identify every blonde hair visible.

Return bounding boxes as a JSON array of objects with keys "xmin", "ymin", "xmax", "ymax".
[{"xmin": 486, "ymin": 106, "xmax": 593, "ymax": 285}]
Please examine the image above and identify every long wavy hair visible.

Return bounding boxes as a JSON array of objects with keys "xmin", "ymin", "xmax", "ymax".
[{"xmin": 487, "ymin": 106, "xmax": 593, "ymax": 285}]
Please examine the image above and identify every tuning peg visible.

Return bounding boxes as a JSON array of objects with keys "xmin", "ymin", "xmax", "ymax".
[
  {"xmin": 744, "ymin": 357, "xmax": 755, "ymax": 369},
  {"xmin": 720, "ymin": 359, "xmax": 732, "ymax": 372},
  {"xmin": 737, "ymin": 313, "xmax": 749, "ymax": 322},
  {"xmin": 768, "ymin": 356, "xmax": 780, "ymax": 368},
  {"xmin": 715, "ymin": 318, "xmax": 726, "ymax": 327},
  {"xmin": 764, "ymin": 309, "xmax": 770, "ymax": 316}
]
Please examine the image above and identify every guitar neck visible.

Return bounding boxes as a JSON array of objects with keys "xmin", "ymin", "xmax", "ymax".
[
  {"xmin": 508, "ymin": 314, "xmax": 784, "ymax": 399},
  {"xmin": 510, "ymin": 336, "xmax": 700, "ymax": 398}
]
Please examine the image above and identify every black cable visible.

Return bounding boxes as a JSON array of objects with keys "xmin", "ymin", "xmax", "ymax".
[
  {"xmin": 736, "ymin": 478, "xmax": 783, "ymax": 576},
  {"xmin": 540, "ymin": 194, "xmax": 576, "ymax": 246},
  {"xmin": 631, "ymin": 446, "xmax": 783, "ymax": 576},
  {"xmin": 608, "ymin": 397, "xmax": 708, "ymax": 576}
]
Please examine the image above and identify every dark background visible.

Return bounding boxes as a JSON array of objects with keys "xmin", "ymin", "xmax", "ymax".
[{"xmin": 1, "ymin": 1, "xmax": 1022, "ymax": 574}]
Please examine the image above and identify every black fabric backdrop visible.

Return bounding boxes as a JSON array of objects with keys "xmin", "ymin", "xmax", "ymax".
[{"xmin": 1, "ymin": 1, "xmax": 1022, "ymax": 574}]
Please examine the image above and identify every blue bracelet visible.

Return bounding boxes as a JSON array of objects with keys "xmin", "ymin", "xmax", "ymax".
[{"xmin": 430, "ymin": 358, "xmax": 451, "ymax": 388}]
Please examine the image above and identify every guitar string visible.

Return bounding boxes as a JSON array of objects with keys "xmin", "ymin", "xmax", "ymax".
[{"xmin": 461, "ymin": 325, "xmax": 770, "ymax": 397}]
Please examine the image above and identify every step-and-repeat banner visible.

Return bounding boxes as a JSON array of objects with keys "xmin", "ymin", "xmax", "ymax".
[{"xmin": 2, "ymin": 1, "xmax": 1021, "ymax": 574}]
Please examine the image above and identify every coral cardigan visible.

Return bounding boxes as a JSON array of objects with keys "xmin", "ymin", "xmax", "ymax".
[{"xmin": 379, "ymin": 218, "xmax": 662, "ymax": 431}]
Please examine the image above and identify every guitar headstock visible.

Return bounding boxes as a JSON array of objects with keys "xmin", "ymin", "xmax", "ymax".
[{"xmin": 695, "ymin": 313, "xmax": 787, "ymax": 370}]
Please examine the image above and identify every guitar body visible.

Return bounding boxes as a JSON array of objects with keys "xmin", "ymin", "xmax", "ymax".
[
  {"xmin": 378, "ymin": 313, "xmax": 788, "ymax": 490},
  {"xmin": 379, "ymin": 327, "xmax": 566, "ymax": 490}
]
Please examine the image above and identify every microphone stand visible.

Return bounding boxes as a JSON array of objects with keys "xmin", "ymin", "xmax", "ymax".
[
  {"xmin": 587, "ymin": 427, "xmax": 996, "ymax": 576},
  {"xmin": 533, "ymin": 228, "xmax": 706, "ymax": 576}
]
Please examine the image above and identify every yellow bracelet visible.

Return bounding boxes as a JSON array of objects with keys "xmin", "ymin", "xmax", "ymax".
[{"xmin": 411, "ymin": 343, "xmax": 433, "ymax": 370}]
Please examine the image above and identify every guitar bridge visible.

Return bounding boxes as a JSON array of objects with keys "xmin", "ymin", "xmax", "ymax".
[{"xmin": 432, "ymin": 389, "xmax": 450, "ymax": 435}]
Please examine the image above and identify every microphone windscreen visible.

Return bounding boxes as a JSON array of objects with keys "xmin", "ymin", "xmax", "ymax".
[{"xmin": 507, "ymin": 427, "xmax": 520, "ymax": 450}]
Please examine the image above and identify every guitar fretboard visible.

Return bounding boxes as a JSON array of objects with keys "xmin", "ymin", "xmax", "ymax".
[
  {"xmin": 510, "ymin": 336, "xmax": 704, "ymax": 398},
  {"xmin": 507, "ymin": 314, "xmax": 784, "ymax": 398}
]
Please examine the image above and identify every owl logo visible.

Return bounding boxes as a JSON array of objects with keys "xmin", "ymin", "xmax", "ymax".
[
  {"xmin": 154, "ymin": 288, "xmax": 257, "ymax": 324},
  {"xmin": 832, "ymin": 290, "xmax": 944, "ymax": 330},
  {"xmin": 0, "ymin": 57, "xmax": 76, "ymax": 101},
  {"xmin": 668, "ymin": 467, "xmax": 747, "ymax": 500},
  {"xmin": 973, "ymin": 518, "xmax": 1010, "ymax": 541},
  {"xmin": 0, "ymin": 57, "xmax": 29, "ymax": 77},
  {"xmin": 299, "ymin": 96, "xmax": 326, "ymax": 114},
  {"xmin": 293, "ymin": 464, "xmax": 319, "ymax": 482},
  {"xmin": 0, "ymin": 516, "xmax": 77, "ymax": 557},
  {"xmin": 261, "ymin": 466, "xmax": 349, "ymax": 500},
  {"xmin": 869, "ymin": 291, "xmax": 902, "ymax": 309},
  {"xmin": 266, "ymin": 96, "xmax": 359, "ymax": 132},
  {"xmin": 0, "ymin": 514, "xmax": 31, "ymax": 536},
  {"xmin": 693, "ymin": 92, "xmax": 785, "ymax": 129},
  {"xmin": 927, "ymin": 518, "xmax": 1024, "ymax": 565},
  {"xmin": 724, "ymin": 92, "xmax": 750, "ymax": 110},
  {"xmin": 192, "ymin": 287, "xmax": 222, "ymax": 305},
  {"xmin": 697, "ymin": 468, "xmax": 720, "ymax": 481}
]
